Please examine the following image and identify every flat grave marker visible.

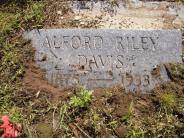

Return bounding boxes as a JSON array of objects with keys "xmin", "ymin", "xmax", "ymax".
[{"xmin": 24, "ymin": 29, "xmax": 182, "ymax": 93}]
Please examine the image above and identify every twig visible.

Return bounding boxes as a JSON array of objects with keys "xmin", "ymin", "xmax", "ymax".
[
  {"xmin": 68, "ymin": 123, "xmax": 79, "ymax": 138},
  {"xmin": 73, "ymin": 123, "xmax": 91, "ymax": 138}
]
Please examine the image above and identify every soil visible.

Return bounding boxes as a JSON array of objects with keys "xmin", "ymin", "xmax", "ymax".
[
  {"xmin": 22, "ymin": 62, "xmax": 74, "ymax": 101},
  {"xmin": 10, "ymin": 56, "xmax": 184, "ymax": 137},
  {"xmin": 0, "ymin": 0, "xmax": 184, "ymax": 138},
  {"xmin": 14, "ymin": 54, "xmax": 162, "ymax": 137}
]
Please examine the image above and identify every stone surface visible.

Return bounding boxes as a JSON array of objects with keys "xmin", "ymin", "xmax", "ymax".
[{"xmin": 24, "ymin": 29, "xmax": 182, "ymax": 92}]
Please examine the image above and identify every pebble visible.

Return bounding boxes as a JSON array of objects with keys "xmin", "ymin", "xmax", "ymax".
[
  {"xmin": 74, "ymin": 16, "xmax": 81, "ymax": 21},
  {"xmin": 57, "ymin": 11, "xmax": 62, "ymax": 15},
  {"xmin": 80, "ymin": 21, "xmax": 85, "ymax": 25}
]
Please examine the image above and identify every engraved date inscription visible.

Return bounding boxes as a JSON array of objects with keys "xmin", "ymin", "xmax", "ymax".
[{"xmin": 121, "ymin": 73, "xmax": 150, "ymax": 87}]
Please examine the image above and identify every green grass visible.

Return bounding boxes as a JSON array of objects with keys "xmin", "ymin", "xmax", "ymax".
[
  {"xmin": 0, "ymin": 12, "xmax": 20, "ymax": 34},
  {"xmin": 0, "ymin": 1, "xmax": 44, "ymax": 34},
  {"xmin": 127, "ymin": 129, "xmax": 145, "ymax": 138},
  {"xmin": 69, "ymin": 88, "xmax": 93, "ymax": 110},
  {"xmin": 159, "ymin": 93, "xmax": 176, "ymax": 111},
  {"xmin": 0, "ymin": 1, "xmax": 45, "ymax": 137},
  {"xmin": 23, "ymin": 2, "xmax": 44, "ymax": 28},
  {"xmin": 122, "ymin": 101, "xmax": 134, "ymax": 124},
  {"xmin": 169, "ymin": 64, "xmax": 184, "ymax": 79},
  {"xmin": 50, "ymin": 88, "xmax": 94, "ymax": 137}
]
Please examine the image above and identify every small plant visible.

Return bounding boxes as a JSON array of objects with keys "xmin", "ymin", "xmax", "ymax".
[
  {"xmin": 121, "ymin": 101, "xmax": 134, "ymax": 123},
  {"xmin": 106, "ymin": 120, "xmax": 118, "ymax": 129},
  {"xmin": 127, "ymin": 129, "xmax": 145, "ymax": 138},
  {"xmin": 159, "ymin": 93, "xmax": 176, "ymax": 111},
  {"xmin": 91, "ymin": 111, "xmax": 102, "ymax": 133},
  {"xmin": 24, "ymin": 2, "xmax": 44, "ymax": 24},
  {"xmin": 169, "ymin": 64, "xmax": 184, "ymax": 79},
  {"xmin": 0, "ymin": 11, "xmax": 20, "ymax": 34},
  {"xmin": 69, "ymin": 88, "xmax": 93, "ymax": 110},
  {"xmin": 58, "ymin": 104, "xmax": 68, "ymax": 129},
  {"xmin": 109, "ymin": 0, "xmax": 118, "ymax": 6}
]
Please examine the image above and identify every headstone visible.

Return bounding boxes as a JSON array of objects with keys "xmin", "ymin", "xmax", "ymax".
[{"xmin": 24, "ymin": 29, "xmax": 182, "ymax": 93}]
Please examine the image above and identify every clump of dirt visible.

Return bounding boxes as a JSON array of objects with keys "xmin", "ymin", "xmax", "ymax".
[
  {"xmin": 93, "ymin": 87, "xmax": 133, "ymax": 117},
  {"xmin": 22, "ymin": 62, "xmax": 75, "ymax": 102},
  {"xmin": 151, "ymin": 65, "xmax": 161, "ymax": 79}
]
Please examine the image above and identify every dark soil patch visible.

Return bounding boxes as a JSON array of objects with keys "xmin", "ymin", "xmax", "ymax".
[
  {"xmin": 22, "ymin": 62, "xmax": 75, "ymax": 102},
  {"xmin": 93, "ymin": 87, "xmax": 133, "ymax": 118}
]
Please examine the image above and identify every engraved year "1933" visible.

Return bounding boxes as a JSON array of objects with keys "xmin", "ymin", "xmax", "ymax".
[{"xmin": 121, "ymin": 73, "xmax": 150, "ymax": 87}]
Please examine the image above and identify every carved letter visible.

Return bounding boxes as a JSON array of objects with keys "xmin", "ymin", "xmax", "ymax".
[
  {"xmin": 94, "ymin": 36, "xmax": 103, "ymax": 49},
  {"xmin": 84, "ymin": 36, "xmax": 91, "ymax": 49},
  {"xmin": 116, "ymin": 36, "xmax": 125, "ymax": 51},
  {"xmin": 150, "ymin": 37, "xmax": 158, "ymax": 51},
  {"xmin": 98, "ymin": 55, "xmax": 105, "ymax": 66},
  {"xmin": 89, "ymin": 55, "xmax": 98, "ymax": 70},
  {"xmin": 78, "ymin": 55, "xmax": 87, "ymax": 66},
  {"xmin": 53, "ymin": 35, "xmax": 59, "ymax": 48},
  {"xmin": 98, "ymin": 55, "xmax": 113, "ymax": 69},
  {"xmin": 72, "ymin": 36, "xmax": 81, "ymax": 49},
  {"xmin": 134, "ymin": 74, "xmax": 141, "ymax": 86},
  {"xmin": 63, "ymin": 36, "xmax": 70, "ymax": 48},
  {"xmin": 123, "ymin": 73, "xmax": 133, "ymax": 87},
  {"xmin": 116, "ymin": 55, "xmax": 124, "ymax": 69},
  {"xmin": 127, "ymin": 36, "xmax": 136, "ymax": 51},
  {"xmin": 141, "ymin": 37, "xmax": 149, "ymax": 50},
  {"xmin": 45, "ymin": 36, "xmax": 58, "ymax": 58},
  {"xmin": 142, "ymin": 75, "xmax": 150, "ymax": 86}
]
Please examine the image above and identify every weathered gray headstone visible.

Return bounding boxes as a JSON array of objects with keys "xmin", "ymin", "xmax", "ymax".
[{"xmin": 24, "ymin": 29, "xmax": 182, "ymax": 93}]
